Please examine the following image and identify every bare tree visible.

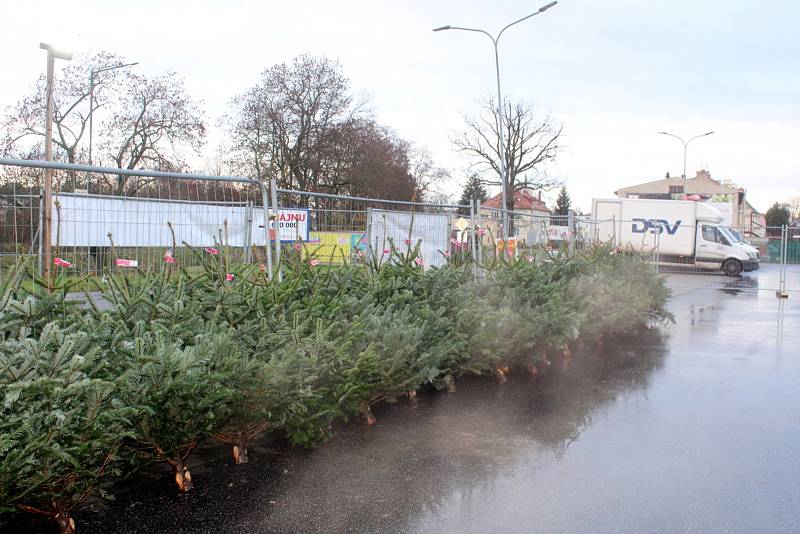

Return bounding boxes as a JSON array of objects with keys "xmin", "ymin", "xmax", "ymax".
[
  {"xmin": 223, "ymin": 54, "xmax": 446, "ymax": 204},
  {"xmin": 224, "ymin": 55, "xmax": 365, "ymax": 194},
  {"xmin": 1, "ymin": 52, "xmax": 130, "ymax": 166},
  {"xmin": 101, "ymin": 72, "xmax": 205, "ymax": 192},
  {"xmin": 787, "ymin": 196, "xmax": 800, "ymax": 220},
  {"xmin": 1, "ymin": 52, "xmax": 205, "ymax": 194},
  {"xmin": 452, "ymin": 96, "xmax": 563, "ymax": 215},
  {"xmin": 406, "ymin": 146, "xmax": 450, "ymax": 202}
]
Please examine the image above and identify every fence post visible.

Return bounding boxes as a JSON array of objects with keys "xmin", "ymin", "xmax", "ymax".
[
  {"xmin": 469, "ymin": 199, "xmax": 477, "ymax": 280},
  {"xmin": 243, "ymin": 201, "xmax": 253, "ymax": 264},
  {"xmin": 475, "ymin": 198, "xmax": 483, "ymax": 268},
  {"xmin": 777, "ymin": 224, "xmax": 788, "ymax": 298},
  {"xmin": 568, "ymin": 210, "xmax": 575, "ymax": 256},
  {"xmin": 37, "ymin": 187, "xmax": 44, "ymax": 276},
  {"xmin": 270, "ymin": 178, "xmax": 282, "ymax": 282},
  {"xmin": 255, "ymin": 182, "xmax": 273, "ymax": 280}
]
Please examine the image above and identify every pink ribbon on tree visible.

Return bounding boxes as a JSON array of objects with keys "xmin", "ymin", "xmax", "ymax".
[
  {"xmin": 163, "ymin": 250, "xmax": 176, "ymax": 264},
  {"xmin": 226, "ymin": 273, "xmax": 234, "ymax": 282},
  {"xmin": 115, "ymin": 259, "xmax": 138, "ymax": 267},
  {"xmin": 204, "ymin": 247, "xmax": 219, "ymax": 255},
  {"xmin": 53, "ymin": 258, "xmax": 72, "ymax": 267}
]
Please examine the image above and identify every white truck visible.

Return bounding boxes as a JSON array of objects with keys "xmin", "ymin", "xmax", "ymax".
[{"xmin": 591, "ymin": 198, "xmax": 759, "ymax": 276}]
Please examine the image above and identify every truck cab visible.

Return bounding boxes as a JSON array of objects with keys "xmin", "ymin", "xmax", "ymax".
[{"xmin": 696, "ymin": 224, "xmax": 758, "ymax": 275}]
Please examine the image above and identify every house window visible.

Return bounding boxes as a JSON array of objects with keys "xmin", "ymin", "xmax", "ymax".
[{"xmin": 669, "ymin": 185, "xmax": 684, "ymax": 194}]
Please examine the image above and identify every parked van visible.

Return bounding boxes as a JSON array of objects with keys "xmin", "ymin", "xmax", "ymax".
[{"xmin": 592, "ymin": 198, "xmax": 759, "ymax": 276}]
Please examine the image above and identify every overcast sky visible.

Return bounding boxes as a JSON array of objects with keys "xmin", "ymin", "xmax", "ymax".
[{"xmin": 2, "ymin": 0, "xmax": 798, "ymax": 212}]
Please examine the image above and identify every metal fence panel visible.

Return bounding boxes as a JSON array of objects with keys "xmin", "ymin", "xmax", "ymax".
[{"xmin": 0, "ymin": 158, "xmax": 272, "ymax": 277}]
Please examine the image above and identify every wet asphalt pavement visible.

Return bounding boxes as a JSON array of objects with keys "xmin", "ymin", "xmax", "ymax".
[{"xmin": 6, "ymin": 266, "xmax": 800, "ymax": 533}]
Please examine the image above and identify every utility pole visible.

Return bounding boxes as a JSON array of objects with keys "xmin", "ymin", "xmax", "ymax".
[{"xmin": 39, "ymin": 43, "xmax": 73, "ymax": 279}]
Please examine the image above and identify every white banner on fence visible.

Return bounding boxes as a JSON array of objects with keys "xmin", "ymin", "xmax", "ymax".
[
  {"xmin": 53, "ymin": 194, "xmax": 308, "ymax": 247},
  {"xmin": 366, "ymin": 209, "xmax": 450, "ymax": 267}
]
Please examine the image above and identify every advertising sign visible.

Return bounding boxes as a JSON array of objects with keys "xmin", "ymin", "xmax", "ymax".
[{"xmin": 265, "ymin": 209, "xmax": 310, "ymax": 243}]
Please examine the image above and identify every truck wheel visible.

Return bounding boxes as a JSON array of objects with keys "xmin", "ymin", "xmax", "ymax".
[{"xmin": 723, "ymin": 259, "xmax": 742, "ymax": 277}]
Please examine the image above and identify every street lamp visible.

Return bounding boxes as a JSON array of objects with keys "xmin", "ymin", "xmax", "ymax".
[
  {"xmin": 89, "ymin": 61, "xmax": 138, "ymax": 166},
  {"xmin": 39, "ymin": 42, "xmax": 73, "ymax": 279},
  {"xmin": 657, "ymin": 131, "xmax": 714, "ymax": 197},
  {"xmin": 434, "ymin": 1, "xmax": 558, "ymax": 240}
]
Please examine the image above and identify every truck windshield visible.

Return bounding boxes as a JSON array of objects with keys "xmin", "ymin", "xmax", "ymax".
[
  {"xmin": 703, "ymin": 225, "xmax": 732, "ymax": 246},
  {"xmin": 720, "ymin": 227, "xmax": 742, "ymax": 244}
]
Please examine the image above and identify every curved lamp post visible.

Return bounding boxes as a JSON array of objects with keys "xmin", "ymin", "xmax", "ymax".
[
  {"xmin": 434, "ymin": 1, "xmax": 558, "ymax": 239},
  {"xmin": 657, "ymin": 130, "xmax": 714, "ymax": 196}
]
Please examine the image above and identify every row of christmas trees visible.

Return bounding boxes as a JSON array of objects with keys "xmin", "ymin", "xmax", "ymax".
[{"xmin": 0, "ymin": 243, "xmax": 671, "ymax": 533}]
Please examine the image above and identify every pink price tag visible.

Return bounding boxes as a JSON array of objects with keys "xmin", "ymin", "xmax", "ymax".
[
  {"xmin": 115, "ymin": 259, "xmax": 138, "ymax": 267},
  {"xmin": 414, "ymin": 257, "xmax": 424, "ymax": 266},
  {"xmin": 404, "ymin": 239, "xmax": 412, "ymax": 245},
  {"xmin": 53, "ymin": 258, "xmax": 72, "ymax": 267},
  {"xmin": 382, "ymin": 249, "xmax": 390, "ymax": 255},
  {"xmin": 309, "ymin": 259, "xmax": 320, "ymax": 267},
  {"xmin": 163, "ymin": 251, "xmax": 176, "ymax": 264},
  {"xmin": 226, "ymin": 273, "xmax": 234, "ymax": 282},
  {"xmin": 444, "ymin": 251, "xmax": 451, "ymax": 257},
  {"xmin": 204, "ymin": 247, "xmax": 219, "ymax": 255}
]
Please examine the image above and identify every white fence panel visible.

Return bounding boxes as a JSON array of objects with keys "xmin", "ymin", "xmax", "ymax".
[{"xmin": 367, "ymin": 209, "xmax": 450, "ymax": 268}]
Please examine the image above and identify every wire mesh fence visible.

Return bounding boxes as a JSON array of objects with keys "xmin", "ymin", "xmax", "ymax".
[
  {"xmin": 0, "ymin": 158, "xmax": 272, "ymax": 277},
  {"xmin": 273, "ymin": 187, "xmax": 468, "ymax": 269},
  {"xmin": 0, "ymin": 157, "xmax": 797, "ymax": 293}
]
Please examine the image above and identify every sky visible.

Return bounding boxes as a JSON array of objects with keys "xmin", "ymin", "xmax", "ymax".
[{"xmin": 1, "ymin": 0, "xmax": 799, "ymax": 213}]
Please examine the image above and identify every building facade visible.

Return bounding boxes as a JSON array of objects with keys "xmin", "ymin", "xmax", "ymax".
[
  {"xmin": 615, "ymin": 170, "xmax": 763, "ymax": 233},
  {"xmin": 480, "ymin": 189, "xmax": 551, "ymax": 243}
]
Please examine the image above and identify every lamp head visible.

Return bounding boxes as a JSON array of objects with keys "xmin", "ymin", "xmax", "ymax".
[
  {"xmin": 39, "ymin": 42, "xmax": 73, "ymax": 61},
  {"xmin": 539, "ymin": 1, "xmax": 558, "ymax": 12}
]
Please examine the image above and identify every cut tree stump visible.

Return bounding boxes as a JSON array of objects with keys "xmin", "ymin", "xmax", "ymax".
[
  {"xmin": 445, "ymin": 375, "xmax": 456, "ymax": 393},
  {"xmin": 360, "ymin": 401, "xmax": 377, "ymax": 426}
]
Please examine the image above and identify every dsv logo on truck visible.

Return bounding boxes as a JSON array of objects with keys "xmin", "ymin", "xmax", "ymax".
[{"xmin": 631, "ymin": 218, "xmax": 682, "ymax": 235}]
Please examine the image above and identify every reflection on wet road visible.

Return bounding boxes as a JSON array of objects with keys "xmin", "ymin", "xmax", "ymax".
[{"xmin": 41, "ymin": 268, "xmax": 800, "ymax": 533}]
